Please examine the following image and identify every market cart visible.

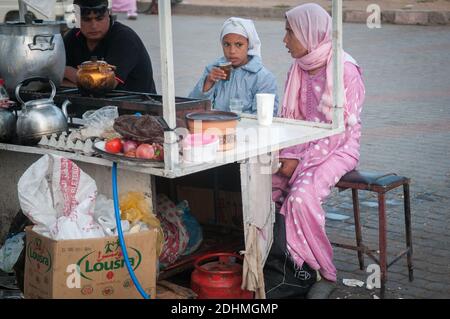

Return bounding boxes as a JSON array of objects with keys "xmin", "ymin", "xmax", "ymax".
[{"xmin": 0, "ymin": 0, "xmax": 345, "ymax": 299}]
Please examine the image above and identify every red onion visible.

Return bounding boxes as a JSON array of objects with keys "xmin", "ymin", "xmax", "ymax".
[{"xmin": 123, "ymin": 140, "xmax": 138, "ymax": 153}]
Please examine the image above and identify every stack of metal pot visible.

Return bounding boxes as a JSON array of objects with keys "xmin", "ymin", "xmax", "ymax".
[{"xmin": 0, "ymin": 20, "xmax": 66, "ymax": 91}]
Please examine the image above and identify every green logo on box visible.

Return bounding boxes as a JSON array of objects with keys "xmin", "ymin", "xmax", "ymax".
[
  {"xmin": 27, "ymin": 238, "xmax": 52, "ymax": 273},
  {"xmin": 76, "ymin": 240, "xmax": 142, "ymax": 280}
]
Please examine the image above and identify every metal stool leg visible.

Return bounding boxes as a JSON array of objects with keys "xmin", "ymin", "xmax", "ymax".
[
  {"xmin": 378, "ymin": 192, "xmax": 387, "ymax": 299},
  {"xmin": 351, "ymin": 188, "xmax": 364, "ymax": 270},
  {"xmin": 403, "ymin": 182, "xmax": 414, "ymax": 282}
]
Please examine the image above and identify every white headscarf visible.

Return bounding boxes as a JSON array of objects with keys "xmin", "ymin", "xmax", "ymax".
[{"xmin": 220, "ymin": 17, "xmax": 262, "ymax": 57}]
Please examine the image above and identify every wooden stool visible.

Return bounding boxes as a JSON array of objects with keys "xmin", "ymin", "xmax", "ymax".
[{"xmin": 332, "ymin": 170, "xmax": 414, "ymax": 298}]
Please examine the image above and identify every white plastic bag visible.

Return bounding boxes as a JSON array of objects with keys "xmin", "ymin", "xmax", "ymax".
[
  {"xmin": 80, "ymin": 106, "xmax": 119, "ymax": 139},
  {"xmin": 17, "ymin": 154, "xmax": 105, "ymax": 240},
  {"xmin": 94, "ymin": 194, "xmax": 130, "ymax": 236}
]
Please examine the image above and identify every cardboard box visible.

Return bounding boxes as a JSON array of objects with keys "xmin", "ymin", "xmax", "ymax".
[{"xmin": 24, "ymin": 227, "xmax": 157, "ymax": 299}]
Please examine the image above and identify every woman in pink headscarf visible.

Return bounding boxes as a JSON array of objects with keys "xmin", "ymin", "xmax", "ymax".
[
  {"xmin": 269, "ymin": 3, "xmax": 365, "ymax": 295},
  {"xmin": 112, "ymin": 0, "xmax": 138, "ymax": 20}
]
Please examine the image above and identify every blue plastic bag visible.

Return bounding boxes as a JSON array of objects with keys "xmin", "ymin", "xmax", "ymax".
[{"xmin": 176, "ymin": 200, "xmax": 203, "ymax": 256}]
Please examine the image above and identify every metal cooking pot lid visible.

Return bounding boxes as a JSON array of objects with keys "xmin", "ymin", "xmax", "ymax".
[
  {"xmin": 80, "ymin": 60, "xmax": 108, "ymax": 67},
  {"xmin": 185, "ymin": 110, "xmax": 239, "ymax": 122},
  {"xmin": 3, "ymin": 20, "xmax": 65, "ymax": 26}
]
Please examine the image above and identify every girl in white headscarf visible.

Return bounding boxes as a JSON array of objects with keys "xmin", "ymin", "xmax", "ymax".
[{"xmin": 189, "ymin": 17, "xmax": 278, "ymax": 114}]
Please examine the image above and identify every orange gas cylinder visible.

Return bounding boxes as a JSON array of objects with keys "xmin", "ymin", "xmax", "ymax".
[{"xmin": 191, "ymin": 252, "xmax": 254, "ymax": 299}]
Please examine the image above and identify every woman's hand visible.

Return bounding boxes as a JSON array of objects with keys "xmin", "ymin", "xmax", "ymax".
[
  {"xmin": 278, "ymin": 158, "xmax": 299, "ymax": 178},
  {"xmin": 203, "ymin": 67, "xmax": 227, "ymax": 92}
]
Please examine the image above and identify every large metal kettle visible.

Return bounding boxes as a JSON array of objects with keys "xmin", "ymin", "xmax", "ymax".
[
  {"xmin": 0, "ymin": 20, "xmax": 66, "ymax": 91},
  {"xmin": 15, "ymin": 77, "xmax": 70, "ymax": 145}
]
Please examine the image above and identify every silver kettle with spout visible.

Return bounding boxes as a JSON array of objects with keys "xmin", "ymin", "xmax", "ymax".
[{"xmin": 15, "ymin": 77, "xmax": 70, "ymax": 144}]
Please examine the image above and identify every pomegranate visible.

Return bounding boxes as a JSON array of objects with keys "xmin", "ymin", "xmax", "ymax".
[{"xmin": 136, "ymin": 143, "xmax": 155, "ymax": 159}]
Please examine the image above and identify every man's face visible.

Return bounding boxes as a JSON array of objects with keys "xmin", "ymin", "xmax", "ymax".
[{"xmin": 80, "ymin": 10, "xmax": 110, "ymax": 41}]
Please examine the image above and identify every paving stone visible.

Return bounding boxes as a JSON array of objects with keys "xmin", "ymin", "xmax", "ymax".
[
  {"xmin": 344, "ymin": 10, "xmax": 368, "ymax": 23},
  {"xmin": 428, "ymin": 11, "xmax": 448, "ymax": 25}
]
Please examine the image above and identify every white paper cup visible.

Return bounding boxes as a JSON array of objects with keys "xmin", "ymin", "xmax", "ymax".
[{"xmin": 256, "ymin": 93, "xmax": 275, "ymax": 126}]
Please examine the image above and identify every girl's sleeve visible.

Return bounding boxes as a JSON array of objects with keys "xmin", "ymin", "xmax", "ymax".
[
  {"xmin": 342, "ymin": 62, "xmax": 365, "ymax": 129},
  {"xmin": 189, "ymin": 65, "xmax": 216, "ymax": 101},
  {"xmin": 250, "ymin": 69, "xmax": 279, "ymax": 115}
]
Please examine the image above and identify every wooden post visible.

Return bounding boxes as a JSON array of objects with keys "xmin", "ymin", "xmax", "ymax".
[
  {"xmin": 158, "ymin": 0, "xmax": 179, "ymax": 171},
  {"xmin": 239, "ymin": 156, "xmax": 274, "ymax": 298},
  {"xmin": 332, "ymin": 0, "xmax": 344, "ymax": 130}
]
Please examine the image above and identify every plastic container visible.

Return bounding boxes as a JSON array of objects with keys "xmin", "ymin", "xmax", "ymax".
[
  {"xmin": 185, "ymin": 111, "xmax": 239, "ymax": 151},
  {"xmin": 182, "ymin": 133, "xmax": 219, "ymax": 163}
]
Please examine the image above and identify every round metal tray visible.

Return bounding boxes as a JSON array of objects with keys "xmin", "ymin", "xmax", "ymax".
[
  {"xmin": 93, "ymin": 141, "xmax": 163, "ymax": 165},
  {"xmin": 185, "ymin": 110, "xmax": 240, "ymax": 122}
]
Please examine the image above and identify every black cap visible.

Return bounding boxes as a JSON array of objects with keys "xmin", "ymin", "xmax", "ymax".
[
  {"xmin": 74, "ymin": 0, "xmax": 109, "ymax": 16},
  {"xmin": 73, "ymin": 0, "xmax": 108, "ymax": 7}
]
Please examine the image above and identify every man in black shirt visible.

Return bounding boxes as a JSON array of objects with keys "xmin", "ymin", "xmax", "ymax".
[{"xmin": 63, "ymin": 0, "xmax": 156, "ymax": 93}]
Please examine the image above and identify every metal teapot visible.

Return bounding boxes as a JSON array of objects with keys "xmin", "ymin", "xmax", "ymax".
[
  {"xmin": 15, "ymin": 77, "xmax": 70, "ymax": 145},
  {"xmin": 76, "ymin": 57, "xmax": 116, "ymax": 97}
]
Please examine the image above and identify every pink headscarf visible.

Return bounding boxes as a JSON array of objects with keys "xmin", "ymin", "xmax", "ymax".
[{"xmin": 281, "ymin": 3, "xmax": 341, "ymax": 120}]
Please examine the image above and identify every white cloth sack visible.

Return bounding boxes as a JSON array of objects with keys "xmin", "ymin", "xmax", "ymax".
[
  {"xmin": 23, "ymin": 0, "xmax": 56, "ymax": 18},
  {"xmin": 17, "ymin": 154, "xmax": 104, "ymax": 240}
]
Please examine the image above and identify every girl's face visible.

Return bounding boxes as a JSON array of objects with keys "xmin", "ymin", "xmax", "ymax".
[
  {"xmin": 283, "ymin": 20, "xmax": 308, "ymax": 59},
  {"xmin": 222, "ymin": 33, "xmax": 249, "ymax": 67}
]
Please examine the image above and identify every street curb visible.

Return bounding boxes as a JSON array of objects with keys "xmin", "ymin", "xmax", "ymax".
[{"xmin": 172, "ymin": 4, "xmax": 450, "ymax": 26}]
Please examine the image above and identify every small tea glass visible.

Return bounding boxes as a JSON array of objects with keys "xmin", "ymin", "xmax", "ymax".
[
  {"xmin": 229, "ymin": 98, "xmax": 244, "ymax": 115},
  {"xmin": 218, "ymin": 62, "xmax": 232, "ymax": 81}
]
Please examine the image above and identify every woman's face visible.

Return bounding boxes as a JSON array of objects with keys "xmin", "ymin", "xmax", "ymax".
[
  {"xmin": 283, "ymin": 20, "xmax": 308, "ymax": 59},
  {"xmin": 222, "ymin": 33, "xmax": 249, "ymax": 67}
]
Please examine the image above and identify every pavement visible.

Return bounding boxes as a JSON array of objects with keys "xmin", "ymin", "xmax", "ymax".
[
  {"xmin": 169, "ymin": 0, "xmax": 450, "ymax": 25},
  {"xmin": 125, "ymin": 12, "xmax": 450, "ymax": 299}
]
